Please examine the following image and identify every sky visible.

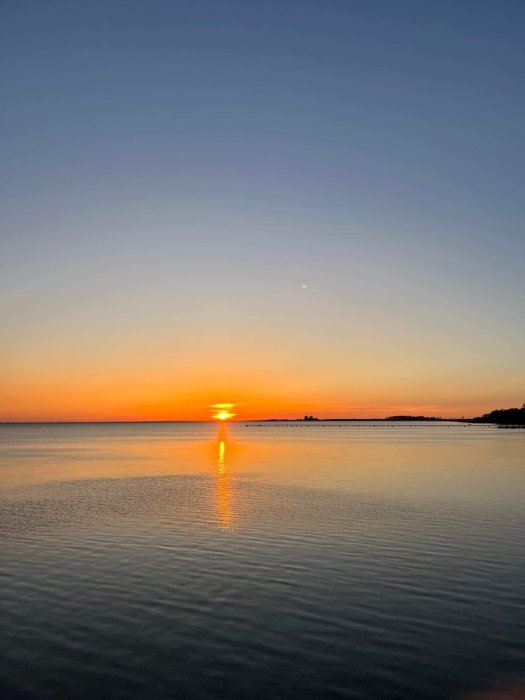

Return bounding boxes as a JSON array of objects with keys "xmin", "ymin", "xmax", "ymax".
[{"xmin": 1, "ymin": 0, "xmax": 524, "ymax": 421}]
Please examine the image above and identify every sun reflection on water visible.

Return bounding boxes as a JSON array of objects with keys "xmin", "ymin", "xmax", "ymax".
[{"xmin": 215, "ymin": 425, "xmax": 235, "ymax": 531}]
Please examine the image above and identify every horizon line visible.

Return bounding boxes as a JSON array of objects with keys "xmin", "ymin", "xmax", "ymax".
[{"xmin": 0, "ymin": 417, "xmax": 475, "ymax": 425}]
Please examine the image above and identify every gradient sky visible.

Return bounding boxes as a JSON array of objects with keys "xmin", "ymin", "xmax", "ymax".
[{"xmin": 1, "ymin": 0, "xmax": 524, "ymax": 421}]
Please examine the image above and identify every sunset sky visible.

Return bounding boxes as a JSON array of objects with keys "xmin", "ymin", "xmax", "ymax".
[{"xmin": 1, "ymin": 0, "xmax": 524, "ymax": 421}]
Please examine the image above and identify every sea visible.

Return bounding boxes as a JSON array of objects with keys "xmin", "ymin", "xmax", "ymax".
[{"xmin": 1, "ymin": 421, "xmax": 524, "ymax": 699}]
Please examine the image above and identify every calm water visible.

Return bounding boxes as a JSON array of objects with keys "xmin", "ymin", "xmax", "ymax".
[{"xmin": 1, "ymin": 422, "xmax": 524, "ymax": 699}]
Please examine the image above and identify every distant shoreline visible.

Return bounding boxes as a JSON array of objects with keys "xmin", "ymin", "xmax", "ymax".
[{"xmin": 256, "ymin": 417, "xmax": 472, "ymax": 423}]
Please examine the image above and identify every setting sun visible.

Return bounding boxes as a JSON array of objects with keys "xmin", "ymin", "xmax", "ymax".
[
  {"xmin": 211, "ymin": 403, "xmax": 236, "ymax": 421},
  {"xmin": 214, "ymin": 411, "xmax": 233, "ymax": 421}
]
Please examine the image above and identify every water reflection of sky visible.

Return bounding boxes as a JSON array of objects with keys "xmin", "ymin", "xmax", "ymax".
[
  {"xmin": 1, "ymin": 423, "xmax": 524, "ymax": 510},
  {"xmin": 1, "ymin": 423, "xmax": 525, "ymax": 700}
]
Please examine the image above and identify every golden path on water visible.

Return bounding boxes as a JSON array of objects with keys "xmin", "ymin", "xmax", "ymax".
[{"xmin": 215, "ymin": 424, "xmax": 235, "ymax": 531}]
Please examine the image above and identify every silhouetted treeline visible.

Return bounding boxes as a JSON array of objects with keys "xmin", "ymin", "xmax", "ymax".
[
  {"xmin": 259, "ymin": 405, "xmax": 525, "ymax": 424},
  {"xmin": 473, "ymin": 404, "xmax": 525, "ymax": 425}
]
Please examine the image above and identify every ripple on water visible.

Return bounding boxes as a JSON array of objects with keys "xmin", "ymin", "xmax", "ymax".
[{"xmin": 1, "ymin": 472, "xmax": 524, "ymax": 699}]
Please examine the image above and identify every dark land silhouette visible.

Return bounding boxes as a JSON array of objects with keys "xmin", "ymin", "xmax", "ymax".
[
  {"xmin": 473, "ymin": 404, "xmax": 525, "ymax": 425},
  {"xmin": 260, "ymin": 403, "xmax": 525, "ymax": 424}
]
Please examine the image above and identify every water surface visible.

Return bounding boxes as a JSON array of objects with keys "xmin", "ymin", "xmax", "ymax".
[{"xmin": 1, "ymin": 422, "xmax": 524, "ymax": 699}]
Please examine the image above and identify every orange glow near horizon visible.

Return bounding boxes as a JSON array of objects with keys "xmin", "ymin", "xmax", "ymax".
[
  {"xmin": 0, "ymin": 386, "xmax": 519, "ymax": 423},
  {"xmin": 0, "ymin": 368, "xmax": 522, "ymax": 423}
]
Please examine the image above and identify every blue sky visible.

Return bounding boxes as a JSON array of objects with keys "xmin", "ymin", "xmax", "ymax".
[{"xmin": 1, "ymin": 0, "xmax": 524, "ymax": 419}]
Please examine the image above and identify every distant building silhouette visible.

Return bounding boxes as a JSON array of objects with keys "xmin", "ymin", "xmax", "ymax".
[{"xmin": 301, "ymin": 415, "xmax": 318, "ymax": 421}]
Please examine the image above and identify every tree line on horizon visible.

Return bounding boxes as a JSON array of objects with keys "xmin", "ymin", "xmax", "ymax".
[
  {"xmin": 288, "ymin": 404, "xmax": 525, "ymax": 424},
  {"xmin": 387, "ymin": 404, "xmax": 525, "ymax": 424},
  {"xmin": 472, "ymin": 403, "xmax": 525, "ymax": 425}
]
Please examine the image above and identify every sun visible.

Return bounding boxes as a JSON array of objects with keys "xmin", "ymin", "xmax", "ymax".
[
  {"xmin": 214, "ymin": 411, "xmax": 232, "ymax": 421},
  {"xmin": 211, "ymin": 403, "xmax": 236, "ymax": 421}
]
